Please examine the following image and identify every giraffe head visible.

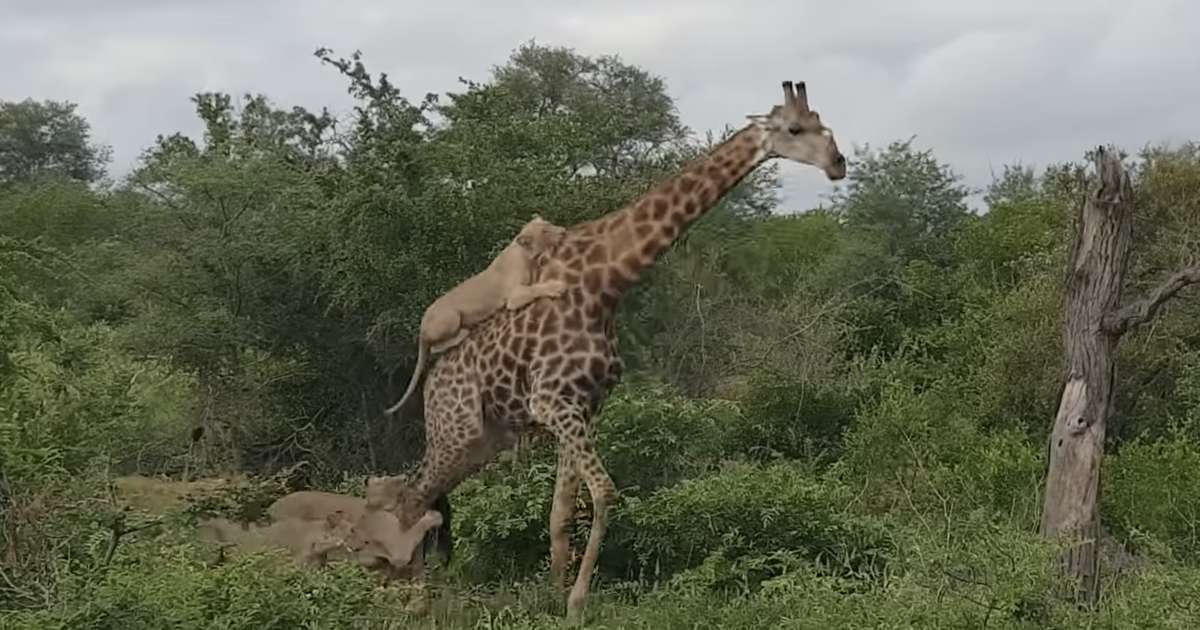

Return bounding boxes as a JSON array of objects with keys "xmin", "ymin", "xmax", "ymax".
[{"xmin": 750, "ymin": 81, "xmax": 846, "ymax": 181}]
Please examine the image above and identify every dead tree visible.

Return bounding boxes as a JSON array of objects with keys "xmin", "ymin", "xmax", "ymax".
[{"xmin": 1040, "ymin": 145, "xmax": 1200, "ymax": 602}]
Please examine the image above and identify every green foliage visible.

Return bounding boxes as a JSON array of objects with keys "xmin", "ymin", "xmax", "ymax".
[
  {"xmin": 729, "ymin": 374, "xmax": 857, "ymax": 460},
  {"xmin": 906, "ymin": 257, "xmax": 1063, "ymax": 436},
  {"xmin": 1105, "ymin": 427, "xmax": 1200, "ymax": 562},
  {"xmin": 722, "ymin": 211, "xmax": 847, "ymax": 299},
  {"xmin": 0, "ymin": 296, "xmax": 193, "ymax": 484},
  {"xmin": 954, "ymin": 196, "xmax": 1069, "ymax": 287},
  {"xmin": 984, "ymin": 163, "xmax": 1042, "ymax": 207},
  {"xmin": 594, "ymin": 380, "xmax": 736, "ymax": 491},
  {"xmin": 449, "ymin": 459, "xmax": 558, "ymax": 582},
  {"xmin": 830, "ymin": 138, "xmax": 972, "ymax": 266},
  {"xmin": 841, "ymin": 374, "xmax": 1045, "ymax": 526},
  {"xmin": 449, "ymin": 382, "xmax": 875, "ymax": 585},
  {"xmin": 4, "ymin": 527, "xmax": 1197, "ymax": 629},
  {"xmin": 621, "ymin": 463, "xmax": 892, "ymax": 584},
  {"xmin": 0, "ymin": 178, "xmax": 116, "ymax": 249},
  {"xmin": 0, "ymin": 543, "xmax": 414, "ymax": 630},
  {"xmin": 0, "ymin": 99, "xmax": 109, "ymax": 185}
]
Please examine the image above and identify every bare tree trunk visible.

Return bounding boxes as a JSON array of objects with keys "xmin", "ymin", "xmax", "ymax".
[
  {"xmin": 1041, "ymin": 145, "xmax": 1200, "ymax": 602},
  {"xmin": 1040, "ymin": 146, "xmax": 1133, "ymax": 603}
]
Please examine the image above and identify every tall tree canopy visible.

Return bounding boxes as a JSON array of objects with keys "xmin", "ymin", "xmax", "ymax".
[{"xmin": 0, "ymin": 99, "xmax": 110, "ymax": 184}]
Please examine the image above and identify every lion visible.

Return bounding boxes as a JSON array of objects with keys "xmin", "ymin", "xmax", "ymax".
[
  {"xmin": 198, "ymin": 491, "xmax": 444, "ymax": 574},
  {"xmin": 196, "ymin": 513, "xmax": 354, "ymax": 568},
  {"xmin": 384, "ymin": 215, "xmax": 568, "ymax": 416}
]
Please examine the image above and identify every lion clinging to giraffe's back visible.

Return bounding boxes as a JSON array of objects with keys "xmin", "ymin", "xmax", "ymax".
[{"xmin": 385, "ymin": 215, "xmax": 567, "ymax": 416}]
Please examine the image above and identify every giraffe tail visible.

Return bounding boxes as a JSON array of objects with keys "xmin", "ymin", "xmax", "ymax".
[{"xmin": 384, "ymin": 336, "xmax": 426, "ymax": 416}]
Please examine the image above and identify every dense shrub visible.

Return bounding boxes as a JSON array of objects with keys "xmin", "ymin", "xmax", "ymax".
[
  {"xmin": 620, "ymin": 463, "xmax": 893, "ymax": 584},
  {"xmin": 1105, "ymin": 429, "xmax": 1200, "ymax": 562},
  {"xmin": 841, "ymin": 375, "xmax": 1045, "ymax": 526},
  {"xmin": 0, "ymin": 298, "xmax": 195, "ymax": 484},
  {"xmin": 0, "ymin": 294, "xmax": 196, "ymax": 609},
  {"xmin": 594, "ymin": 380, "xmax": 738, "ymax": 492},
  {"xmin": 0, "ymin": 542, "xmax": 415, "ymax": 630},
  {"xmin": 448, "ymin": 458, "xmax": 558, "ymax": 583},
  {"xmin": 728, "ymin": 374, "xmax": 858, "ymax": 461}
]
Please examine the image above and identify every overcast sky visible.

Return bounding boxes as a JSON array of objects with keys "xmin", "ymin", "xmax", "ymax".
[{"xmin": 3, "ymin": 0, "xmax": 1198, "ymax": 211}]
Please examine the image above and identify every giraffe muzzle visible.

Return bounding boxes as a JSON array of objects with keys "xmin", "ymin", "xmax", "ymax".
[{"xmin": 826, "ymin": 153, "xmax": 847, "ymax": 180}]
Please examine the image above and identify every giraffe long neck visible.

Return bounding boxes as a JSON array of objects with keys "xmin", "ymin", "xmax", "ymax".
[{"xmin": 572, "ymin": 124, "xmax": 768, "ymax": 297}]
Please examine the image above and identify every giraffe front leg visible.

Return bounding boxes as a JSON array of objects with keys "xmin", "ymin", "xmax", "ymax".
[
  {"xmin": 536, "ymin": 401, "xmax": 613, "ymax": 626},
  {"xmin": 565, "ymin": 441, "xmax": 614, "ymax": 626},
  {"xmin": 549, "ymin": 449, "xmax": 581, "ymax": 590}
]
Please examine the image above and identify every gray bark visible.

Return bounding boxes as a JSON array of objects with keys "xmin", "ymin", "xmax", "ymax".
[
  {"xmin": 1039, "ymin": 146, "xmax": 1133, "ymax": 603},
  {"xmin": 1040, "ymin": 146, "xmax": 1200, "ymax": 602}
]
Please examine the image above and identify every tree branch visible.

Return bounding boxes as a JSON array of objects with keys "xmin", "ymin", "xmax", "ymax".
[
  {"xmin": 134, "ymin": 181, "xmax": 197, "ymax": 231},
  {"xmin": 1105, "ymin": 264, "xmax": 1200, "ymax": 336}
]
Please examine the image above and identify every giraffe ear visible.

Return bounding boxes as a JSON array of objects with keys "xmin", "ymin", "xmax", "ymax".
[{"xmin": 516, "ymin": 234, "xmax": 533, "ymax": 249}]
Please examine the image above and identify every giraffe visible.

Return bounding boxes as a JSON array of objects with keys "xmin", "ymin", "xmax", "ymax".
[{"xmin": 377, "ymin": 80, "xmax": 846, "ymax": 624}]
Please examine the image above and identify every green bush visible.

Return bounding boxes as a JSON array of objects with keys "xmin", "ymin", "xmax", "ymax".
[
  {"xmin": 449, "ymin": 459, "xmax": 558, "ymax": 583},
  {"xmin": 0, "ymin": 298, "xmax": 194, "ymax": 483},
  {"xmin": 841, "ymin": 375, "xmax": 1044, "ymax": 527},
  {"xmin": 0, "ymin": 542, "xmax": 416, "ymax": 630},
  {"xmin": 594, "ymin": 380, "xmax": 736, "ymax": 492},
  {"xmin": 1, "ymin": 294, "xmax": 196, "ymax": 609},
  {"xmin": 620, "ymin": 463, "xmax": 893, "ymax": 585},
  {"xmin": 5, "ymin": 513, "xmax": 1196, "ymax": 630},
  {"xmin": 462, "ymin": 521, "xmax": 1079, "ymax": 630},
  {"xmin": 728, "ymin": 374, "xmax": 857, "ymax": 461},
  {"xmin": 1105, "ymin": 429, "xmax": 1200, "ymax": 561}
]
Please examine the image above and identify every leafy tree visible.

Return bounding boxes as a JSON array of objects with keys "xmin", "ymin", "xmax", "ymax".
[
  {"xmin": 310, "ymin": 44, "xmax": 708, "ymax": 374},
  {"xmin": 111, "ymin": 92, "xmax": 354, "ymax": 472},
  {"xmin": 830, "ymin": 138, "xmax": 972, "ymax": 266},
  {"xmin": 984, "ymin": 162, "xmax": 1041, "ymax": 208},
  {"xmin": 0, "ymin": 99, "xmax": 110, "ymax": 184}
]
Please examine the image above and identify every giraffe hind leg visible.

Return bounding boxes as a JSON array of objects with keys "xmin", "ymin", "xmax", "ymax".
[{"xmin": 549, "ymin": 448, "xmax": 581, "ymax": 589}]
